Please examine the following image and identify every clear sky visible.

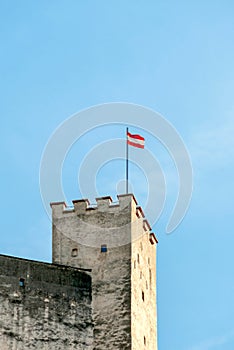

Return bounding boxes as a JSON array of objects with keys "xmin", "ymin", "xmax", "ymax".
[{"xmin": 0, "ymin": 1, "xmax": 234, "ymax": 349}]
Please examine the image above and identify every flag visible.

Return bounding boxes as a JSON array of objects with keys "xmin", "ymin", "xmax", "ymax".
[{"xmin": 127, "ymin": 131, "xmax": 145, "ymax": 149}]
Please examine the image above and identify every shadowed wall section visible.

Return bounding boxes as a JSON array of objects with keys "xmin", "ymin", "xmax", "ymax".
[{"xmin": 0, "ymin": 255, "xmax": 93, "ymax": 350}]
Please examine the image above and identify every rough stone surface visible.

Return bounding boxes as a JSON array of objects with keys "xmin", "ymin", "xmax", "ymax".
[
  {"xmin": 0, "ymin": 255, "xmax": 93, "ymax": 349},
  {"xmin": 0, "ymin": 193, "xmax": 157, "ymax": 350},
  {"xmin": 52, "ymin": 194, "xmax": 158, "ymax": 350},
  {"xmin": 131, "ymin": 221, "xmax": 157, "ymax": 349}
]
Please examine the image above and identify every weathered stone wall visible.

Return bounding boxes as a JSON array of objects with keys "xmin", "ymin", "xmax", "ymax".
[
  {"xmin": 52, "ymin": 195, "xmax": 133, "ymax": 350},
  {"xmin": 51, "ymin": 194, "xmax": 158, "ymax": 350},
  {"xmin": 0, "ymin": 193, "xmax": 157, "ymax": 350},
  {"xmin": 0, "ymin": 254, "xmax": 93, "ymax": 350},
  {"xmin": 131, "ymin": 209, "xmax": 157, "ymax": 350}
]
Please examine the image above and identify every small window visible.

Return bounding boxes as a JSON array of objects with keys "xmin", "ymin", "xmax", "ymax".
[
  {"xmin": 134, "ymin": 260, "xmax": 136, "ymax": 269},
  {"xmin": 146, "ymin": 280, "xmax": 148, "ymax": 289},
  {"xmin": 142, "ymin": 291, "xmax": 144, "ymax": 301},
  {"xmin": 140, "ymin": 242, "xmax": 143, "ymax": 251},
  {"xmin": 144, "ymin": 336, "xmax": 146, "ymax": 346},
  {"xmin": 137, "ymin": 254, "xmax": 140, "ymax": 264},
  {"xmin": 19, "ymin": 278, "xmax": 25, "ymax": 287},
  {"xmin": 149, "ymin": 269, "xmax": 152, "ymax": 286},
  {"xmin": 101, "ymin": 244, "xmax": 107, "ymax": 253},
  {"xmin": 71, "ymin": 248, "xmax": 78, "ymax": 257}
]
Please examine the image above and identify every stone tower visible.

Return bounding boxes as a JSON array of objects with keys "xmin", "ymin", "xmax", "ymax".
[{"xmin": 51, "ymin": 194, "xmax": 158, "ymax": 350}]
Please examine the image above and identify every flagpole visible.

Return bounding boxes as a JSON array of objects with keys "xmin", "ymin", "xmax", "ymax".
[{"xmin": 126, "ymin": 127, "xmax": 129, "ymax": 194}]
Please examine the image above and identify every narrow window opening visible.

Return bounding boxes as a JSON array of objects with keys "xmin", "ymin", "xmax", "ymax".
[
  {"xmin": 71, "ymin": 248, "xmax": 78, "ymax": 257},
  {"xmin": 134, "ymin": 260, "xmax": 136, "ymax": 269},
  {"xmin": 140, "ymin": 242, "xmax": 143, "ymax": 251},
  {"xmin": 149, "ymin": 268, "xmax": 152, "ymax": 287},
  {"xmin": 137, "ymin": 254, "xmax": 140, "ymax": 264},
  {"xmin": 144, "ymin": 336, "xmax": 146, "ymax": 346},
  {"xmin": 146, "ymin": 280, "xmax": 148, "ymax": 289},
  {"xmin": 142, "ymin": 291, "xmax": 145, "ymax": 301},
  {"xmin": 101, "ymin": 244, "xmax": 107, "ymax": 253},
  {"xmin": 19, "ymin": 278, "xmax": 25, "ymax": 287}
]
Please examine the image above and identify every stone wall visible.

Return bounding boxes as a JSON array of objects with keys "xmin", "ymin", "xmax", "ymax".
[
  {"xmin": 0, "ymin": 193, "xmax": 157, "ymax": 350},
  {"xmin": 51, "ymin": 194, "xmax": 158, "ymax": 350},
  {"xmin": 0, "ymin": 254, "xmax": 93, "ymax": 350},
  {"xmin": 52, "ymin": 195, "xmax": 133, "ymax": 349},
  {"xmin": 131, "ymin": 210, "xmax": 157, "ymax": 350}
]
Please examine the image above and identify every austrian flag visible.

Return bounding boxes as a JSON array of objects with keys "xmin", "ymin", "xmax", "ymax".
[{"xmin": 127, "ymin": 131, "xmax": 145, "ymax": 149}]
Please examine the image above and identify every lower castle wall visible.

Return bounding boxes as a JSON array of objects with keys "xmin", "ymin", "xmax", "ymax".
[{"xmin": 0, "ymin": 255, "xmax": 93, "ymax": 350}]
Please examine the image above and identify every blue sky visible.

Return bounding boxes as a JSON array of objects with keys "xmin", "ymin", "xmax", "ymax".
[{"xmin": 0, "ymin": 1, "xmax": 234, "ymax": 349}]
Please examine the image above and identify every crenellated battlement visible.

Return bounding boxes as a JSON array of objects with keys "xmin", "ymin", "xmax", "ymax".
[
  {"xmin": 50, "ymin": 194, "xmax": 157, "ymax": 249},
  {"xmin": 50, "ymin": 193, "xmax": 138, "ymax": 216}
]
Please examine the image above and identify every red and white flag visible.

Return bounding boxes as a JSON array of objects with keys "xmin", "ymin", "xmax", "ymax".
[{"xmin": 127, "ymin": 131, "xmax": 145, "ymax": 149}]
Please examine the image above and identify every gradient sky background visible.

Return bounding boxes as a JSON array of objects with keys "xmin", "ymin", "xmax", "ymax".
[{"xmin": 0, "ymin": 1, "xmax": 234, "ymax": 349}]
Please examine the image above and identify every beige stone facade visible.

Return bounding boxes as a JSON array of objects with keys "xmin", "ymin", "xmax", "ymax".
[{"xmin": 51, "ymin": 194, "xmax": 158, "ymax": 350}]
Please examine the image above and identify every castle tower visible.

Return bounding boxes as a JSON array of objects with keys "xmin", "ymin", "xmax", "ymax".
[{"xmin": 51, "ymin": 194, "xmax": 158, "ymax": 350}]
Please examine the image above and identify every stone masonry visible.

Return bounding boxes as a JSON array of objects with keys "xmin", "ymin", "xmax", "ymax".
[
  {"xmin": 51, "ymin": 194, "xmax": 158, "ymax": 350},
  {"xmin": 0, "ymin": 193, "xmax": 157, "ymax": 349},
  {"xmin": 0, "ymin": 254, "xmax": 93, "ymax": 349}
]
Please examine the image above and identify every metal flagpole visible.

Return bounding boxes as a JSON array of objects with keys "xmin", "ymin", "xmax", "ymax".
[{"xmin": 126, "ymin": 127, "xmax": 129, "ymax": 194}]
